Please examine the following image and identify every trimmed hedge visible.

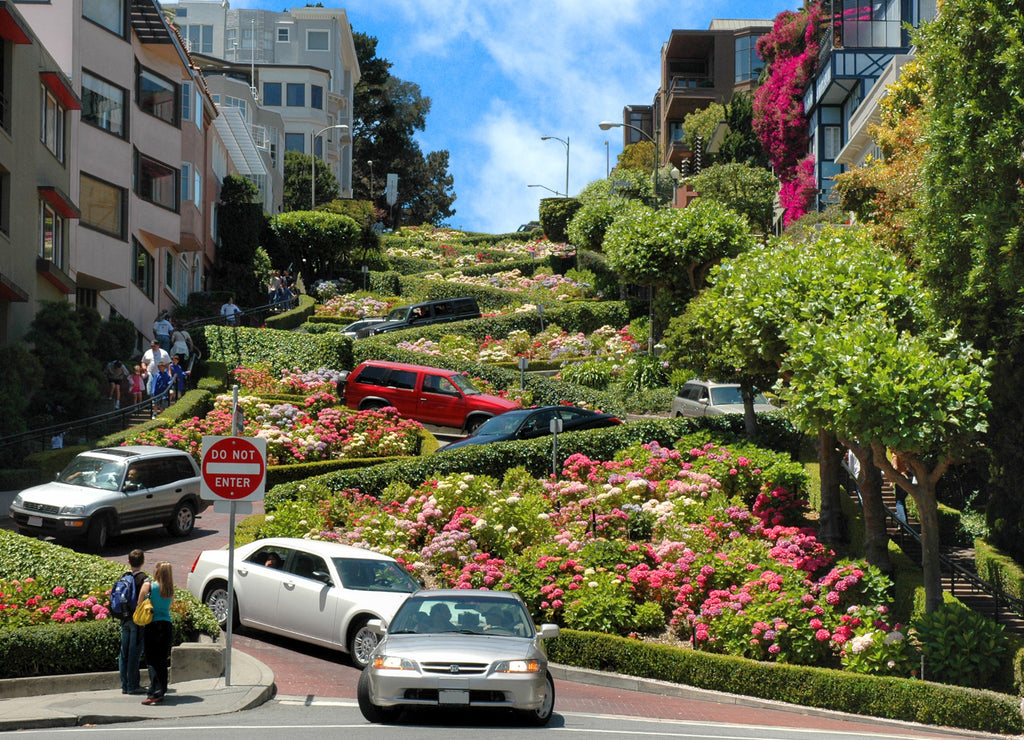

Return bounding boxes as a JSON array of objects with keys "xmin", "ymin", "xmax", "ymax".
[
  {"xmin": 264, "ymin": 419, "xmax": 805, "ymax": 510},
  {"xmin": 975, "ymin": 538, "xmax": 1024, "ymax": 604},
  {"xmin": 95, "ymin": 389, "xmax": 215, "ymax": 448},
  {"xmin": 545, "ymin": 630, "xmax": 1024, "ymax": 735},
  {"xmin": 264, "ymin": 294, "xmax": 316, "ymax": 331},
  {"xmin": 201, "ymin": 325, "xmax": 354, "ymax": 374},
  {"xmin": 0, "ymin": 530, "xmax": 219, "ymax": 678}
]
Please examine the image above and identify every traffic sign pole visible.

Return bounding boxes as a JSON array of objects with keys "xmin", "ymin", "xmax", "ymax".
[{"xmin": 226, "ymin": 386, "xmax": 238, "ymax": 686}]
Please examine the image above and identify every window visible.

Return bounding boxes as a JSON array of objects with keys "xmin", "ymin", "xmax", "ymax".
[
  {"xmin": 263, "ymin": 82, "xmax": 281, "ymax": 106},
  {"xmin": 183, "ymin": 24, "xmax": 213, "ymax": 54},
  {"xmin": 277, "ymin": 26, "xmax": 290, "ymax": 42},
  {"xmin": 135, "ymin": 152, "xmax": 178, "ymax": 211},
  {"xmin": 82, "ymin": 71, "xmax": 126, "ymax": 138},
  {"xmin": 311, "ymin": 84, "xmax": 323, "ymax": 110},
  {"xmin": 40, "ymin": 86, "xmax": 65, "ymax": 162},
  {"xmin": 823, "ymin": 125, "xmax": 842, "ymax": 160},
  {"xmin": 40, "ymin": 201, "xmax": 65, "ymax": 270},
  {"xmin": 284, "ymin": 133, "xmax": 305, "ymax": 153},
  {"xmin": 83, "ymin": 0, "xmax": 125, "ymax": 37},
  {"xmin": 132, "ymin": 239, "xmax": 154, "ymax": 300},
  {"xmin": 735, "ymin": 34, "xmax": 765, "ymax": 82},
  {"xmin": 175, "ymin": 7, "xmax": 187, "ymax": 17},
  {"xmin": 181, "ymin": 81, "xmax": 191, "ymax": 122},
  {"xmin": 181, "ymin": 162, "xmax": 192, "ymax": 202},
  {"xmin": 0, "ymin": 170, "xmax": 9, "ymax": 235},
  {"xmin": 80, "ymin": 173, "xmax": 125, "ymax": 238},
  {"xmin": 286, "ymin": 83, "xmax": 304, "ymax": 107},
  {"xmin": 306, "ymin": 29, "xmax": 329, "ymax": 51},
  {"xmin": 77, "ymin": 287, "xmax": 98, "ymax": 309},
  {"xmin": 165, "ymin": 249, "xmax": 175, "ymax": 292},
  {"xmin": 137, "ymin": 66, "xmax": 178, "ymax": 125}
]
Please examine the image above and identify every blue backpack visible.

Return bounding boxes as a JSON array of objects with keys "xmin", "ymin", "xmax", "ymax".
[{"xmin": 110, "ymin": 572, "xmax": 137, "ymax": 619}]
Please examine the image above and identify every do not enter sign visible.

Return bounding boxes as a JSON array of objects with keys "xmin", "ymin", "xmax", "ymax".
[{"xmin": 200, "ymin": 436, "xmax": 267, "ymax": 501}]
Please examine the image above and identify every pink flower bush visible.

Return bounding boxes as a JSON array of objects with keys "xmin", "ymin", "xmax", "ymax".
[{"xmin": 0, "ymin": 579, "xmax": 109, "ymax": 628}]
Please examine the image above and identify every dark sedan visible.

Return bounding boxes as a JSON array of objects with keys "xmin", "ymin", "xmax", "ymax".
[{"xmin": 443, "ymin": 406, "xmax": 621, "ymax": 450}]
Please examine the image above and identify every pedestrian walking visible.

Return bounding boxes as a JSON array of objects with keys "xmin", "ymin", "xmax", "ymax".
[
  {"xmin": 152, "ymin": 312, "xmax": 174, "ymax": 352},
  {"xmin": 169, "ymin": 354, "xmax": 189, "ymax": 402},
  {"xmin": 139, "ymin": 561, "xmax": 174, "ymax": 705},
  {"xmin": 104, "ymin": 359, "xmax": 130, "ymax": 409},
  {"xmin": 169, "ymin": 322, "xmax": 194, "ymax": 365},
  {"xmin": 221, "ymin": 297, "xmax": 243, "ymax": 325},
  {"xmin": 129, "ymin": 365, "xmax": 146, "ymax": 405},
  {"xmin": 141, "ymin": 341, "xmax": 170, "ymax": 396}
]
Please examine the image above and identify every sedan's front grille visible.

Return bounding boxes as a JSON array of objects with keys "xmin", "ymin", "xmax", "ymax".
[
  {"xmin": 420, "ymin": 661, "xmax": 489, "ymax": 676},
  {"xmin": 403, "ymin": 689, "xmax": 508, "ymax": 703},
  {"xmin": 23, "ymin": 502, "xmax": 59, "ymax": 515}
]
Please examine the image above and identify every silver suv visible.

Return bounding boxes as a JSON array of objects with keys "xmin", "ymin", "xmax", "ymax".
[
  {"xmin": 8, "ymin": 446, "xmax": 207, "ymax": 550},
  {"xmin": 671, "ymin": 380, "xmax": 779, "ymax": 418}
]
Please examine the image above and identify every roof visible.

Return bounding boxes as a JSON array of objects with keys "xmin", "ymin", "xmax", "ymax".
[
  {"xmin": 250, "ymin": 537, "xmax": 397, "ymax": 561},
  {"xmin": 213, "ymin": 108, "xmax": 267, "ymax": 177}
]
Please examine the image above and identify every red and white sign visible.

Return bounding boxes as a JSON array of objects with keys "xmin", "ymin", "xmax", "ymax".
[{"xmin": 200, "ymin": 436, "xmax": 267, "ymax": 502}]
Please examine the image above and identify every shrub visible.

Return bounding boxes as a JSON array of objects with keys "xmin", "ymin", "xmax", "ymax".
[
  {"xmin": 538, "ymin": 197, "xmax": 582, "ymax": 243},
  {"xmin": 914, "ymin": 601, "xmax": 1009, "ymax": 690},
  {"xmin": 201, "ymin": 325, "xmax": 353, "ymax": 374}
]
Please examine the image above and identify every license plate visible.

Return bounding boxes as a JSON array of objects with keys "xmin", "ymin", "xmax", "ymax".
[
  {"xmin": 438, "ymin": 689, "xmax": 469, "ymax": 705},
  {"xmin": 27, "ymin": 516, "xmax": 42, "ymax": 528}
]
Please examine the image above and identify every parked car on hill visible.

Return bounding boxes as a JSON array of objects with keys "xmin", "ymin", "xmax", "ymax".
[
  {"xmin": 357, "ymin": 589, "xmax": 559, "ymax": 725},
  {"xmin": 340, "ymin": 317, "xmax": 387, "ymax": 338},
  {"xmin": 671, "ymin": 380, "xmax": 779, "ymax": 418},
  {"xmin": 186, "ymin": 537, "xmax": 420, "ymax": 669},
  {"xmin": 443, "ymin": 406, "xmax": 621, "ymax": 450},
  {"xmin": 366, "ymin": 297, "xmax": 481, "ymax": 337},
  {"xmin": 8, "ymin": 446, "xmax": 206, "ymax": 550},
  {"xmin": 338, "ymin": 360, "xmax": 518, "ymax": 432}
]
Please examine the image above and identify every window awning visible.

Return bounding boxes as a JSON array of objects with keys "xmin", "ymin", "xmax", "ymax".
[
  {"xmin": 74, "ymin": 271, "xmax": 123, "ymax": 292},
  {"xmin": 0, "ymin": 2, "xmax": 31, "ymax": 44},
  {"xmin": 0, "ymin": 270, "xmax": 28, "ymax": 302},
  {"xmin": 40, "ymin": 71, "xmax": 82, "ymax": 111},
  {"xmin": 36, "ymin": 258, "xmax": 75, "ymax": 294},
  {"xmin": 38, "ymin": 186, "xmax": 80, "ymax": 219},
  {"xmin": 213, "ymin": 108, "xmax": 267, "ymax": 177}
]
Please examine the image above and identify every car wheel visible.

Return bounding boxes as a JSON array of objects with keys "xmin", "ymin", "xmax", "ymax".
[
  {"xmin": 203, "ymin": 581, "xmax": 239, "ymax": 630},
  {"xmin": 357, "ymin": 669, "xmax": 401, "ymax": 723},
  {"xmin": 348, "ymin": 618, "xmax": 379, "ymax": 669},
  {"xmin": 465, "ymin": 415, "xmax": 488, "ymax": 434},
  {"xmin": 520, "ymin": 671, "xmax": 555, "ymax": 726},
  {"xmin": 362, "ymin": 401, "xmax": 387, "ymax": 412},
  {"xmin": 167, "ymin": 501, "xmax": 196, "ymax": 537},
  {"xmin": 86, "ymin": 515, "xmax": 111, "ymax": 552}
]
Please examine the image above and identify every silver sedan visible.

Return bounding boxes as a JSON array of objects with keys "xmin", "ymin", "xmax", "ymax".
[{"xmin": 358, "ymin": 590, "xmax": 559, "ymax": 725}]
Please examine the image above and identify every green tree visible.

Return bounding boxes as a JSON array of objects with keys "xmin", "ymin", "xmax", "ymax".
[
  {"xmin": 616, "ymin": 140, "xmax": 657, "ymax": 173},
  {"xmin": 213, "ymin": 175, "xmax": 265, "ymax": 303},
  {"xmin": 268, "ymin": 211, "xmax": 361, "ymax": 283},
  {"xmin": 689, "ymin": 163, "xmax": 778, "ymax": 234},
  {"xmin": 566, "ymin": 197, "xmax": 629, "ymax": 252},
  {"xmin": 663, "ymin": 225, "xmax": 929, "ymax": 557},
  {"xmin": 912, "ymin": 0, "xmax": 1024, "ymax": 558},
  {"xmin": 682, "ymin": 102, "xmax": 725, "ymax": 158},
  {"xmin": 0, "ymin": 344, "xmax": 42, "ymax": 440},
  {"xmin": 24, "ymin": 302, "xmax": 103, "ymax": 419},
  {"xmin": 783, "ymin": 316, "xmax": 991, "ymax": 612},
  {"xmin": 349, "ymin": 32, "xmax": 455, "ymax": 226},
  {"xmin": 283, "ymin": 150, "xmax": 339, "ymax": 212},
  {"xmin": 717, "ymin": 91, "xmax": 770, "ymax": 168}
]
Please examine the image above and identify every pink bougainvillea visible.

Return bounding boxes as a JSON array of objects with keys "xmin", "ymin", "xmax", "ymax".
[{"xmin": 753, "ymin": 4, "xmax": 823, "ymax": 224}]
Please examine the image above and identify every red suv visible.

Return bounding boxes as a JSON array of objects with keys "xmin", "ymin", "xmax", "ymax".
[{"xmin": 338, "ymin": 361, "xmax": 519, "ymax": 432}]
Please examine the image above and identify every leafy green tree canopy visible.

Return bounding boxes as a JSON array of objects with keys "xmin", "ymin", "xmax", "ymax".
[
  {"xmin": 283, "ymin": 151, "xmax": 340, "ymax": 212},
  {"xmin": 268, "ymin": 211, "xmax": 361, "ymax": 283},
  {"xmin": 689, "ymin": 163, "xmax": 778, "ymax": 234}
]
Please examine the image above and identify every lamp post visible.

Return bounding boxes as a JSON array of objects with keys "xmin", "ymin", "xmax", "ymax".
[
  {"xmin": 540, "ymin": 135, "xmax": 569, "ymax": 198},
  {"xmin": 599, "ymin": 121, "xmax": 658, "ymax": 204},
  {"xmin": 599, "ymin": 121, "xmax": 660, "ymax": 354},
  {"xmin": 311, "ymin": 124, "xmax": 349, "ymax": 209},
  {"xmin": 605, "ymin": 140, "xmax": 610, "ymax": 178},
  {"xmin": 367, "ymin": 160, "xmax": 374, "ymax": 202},
  {"xmin": 527, "ymin": 183, "xmax": 564, "ymax": 197}
]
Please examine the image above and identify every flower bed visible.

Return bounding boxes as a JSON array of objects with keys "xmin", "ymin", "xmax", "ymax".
[
  {"xmin": 267, "ymin": 440, "xmax": 915, "ymax": 676},
  {"xmin": 123, "ymin": 392, "xmax": 423, "ymax": 465},
  {"xmin": 421, "ymin": 268, "xmax": 594, "ymax": 301},
  {"xmin": 0, "ymin": 578, "xmax": 109, "ymax": 627},
  {"xmin": 231, "ymin": 365, "xmax": 344, "ymax": 395},
  {"xmin": 314, "ymin": 294, "xmax": 393, "ymax": 319},
  {"xmin": 395, "ymin": 325, "xmax": 639, "ymax": 366}
]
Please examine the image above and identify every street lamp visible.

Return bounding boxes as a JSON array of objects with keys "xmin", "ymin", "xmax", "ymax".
[
  {"xmin": 367, "ymin": 160, "xmax": 374, "ymax": 202},
  {"xmin": 599, "ymin": 121, "xmax": 660, "ymax": 354},
  {"xmin": 605, "ymin": 140, "xmax": 610, "ymax": 178},
  {"xmin": 599, "ymin": 121, "xmax": 658, "ymax": 202},
  {"xmin": 528, "ymin": 184, "xmax": 564, "ymax": 197},
  {"xmin": 540, "ymin": 135, "xmax": 569, "ymax": 198},
  {"xmin": 311, "ymin": 124, "xmax": 349, "ymax": 209}
]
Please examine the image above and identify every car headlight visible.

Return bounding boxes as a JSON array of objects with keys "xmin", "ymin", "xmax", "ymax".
[
  {"xmin": 59, "ymin": 504, "xmax": 88, "ymax": 516},
  {"xmin": 494, "ymin": 659, "xmax": 540, "ymax": 674},
  {"xmin": 372, "ymin": 655, "xmax": 416, "ymax": 670},
  {"xmin": 12, "ymin": 494, "xmax": 23, "ymax": 508}
]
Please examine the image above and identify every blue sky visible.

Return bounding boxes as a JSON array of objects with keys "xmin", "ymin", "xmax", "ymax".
[{"xmin": 240, "ymin": 1, "xmax": 795, "ymax": 233}]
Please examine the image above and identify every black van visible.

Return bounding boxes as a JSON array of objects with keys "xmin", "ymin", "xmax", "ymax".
[{"xmin": 362, "ymin": 297, "xmax": 481, "ymax": 337}]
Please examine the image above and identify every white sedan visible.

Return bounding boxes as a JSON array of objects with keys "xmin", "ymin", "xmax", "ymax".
[{"xmin": 187, "ymin": 537, "xmax": 419, "ymax": 668}]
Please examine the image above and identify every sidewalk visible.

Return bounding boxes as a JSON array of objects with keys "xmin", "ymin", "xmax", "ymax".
[{"xmin": 0, "ymin": 648, "xmax": 274, "ymax": 731}]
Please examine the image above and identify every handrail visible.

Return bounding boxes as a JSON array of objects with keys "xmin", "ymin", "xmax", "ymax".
[
  {"xmin": 845, "ymin": 468, "xmax": 1024, "ymax": 623},
  {"xmin": 183, "ymin": 297, "xmax": 298, "ymax": 332}
]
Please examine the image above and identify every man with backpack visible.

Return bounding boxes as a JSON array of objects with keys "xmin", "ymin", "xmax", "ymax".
[{"xmin": 111, "ymin": 549, "xmax": 148, "ymax": 694}]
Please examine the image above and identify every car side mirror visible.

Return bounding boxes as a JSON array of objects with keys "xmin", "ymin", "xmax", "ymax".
[
  {"xmin": 311, "ymin": 570, "xmax": 333, "ymax": 586},
  {"xmin": 124, "ymin": 482, "xmax": 140, "ymax": 492},
  {"xmin": 367, "ymin": 618, "xmax": 386, "ymax": 635},
  {"xmin": 537, "ymin": 624, "xmax": 560, "ymax": 640}
]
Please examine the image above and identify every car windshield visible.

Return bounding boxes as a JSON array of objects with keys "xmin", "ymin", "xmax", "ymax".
[
  {"xmin": 58, "ymin": 456, "xmax": 126, "ymax": 491},
  {"xmin": 473, "ymin": 410, "xmax": 530, "ymax": 436},
  {"xmin": 448, "ymin": 373, "xmax": 481, "ymax": 396},
  {"xmin": 333, "ymin": 558, "xmax": 419, "ymax": 593},
  {"xmin": 385, "ymin": 307, "xmax": 411, "ymax": 321},
  {"xmin": 389, "ymin": 596, "xmax": 533, "ymax": 637},
  {"xmin": 708, "ymin": 386, "xmax": 769, "ymax": 406}
]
